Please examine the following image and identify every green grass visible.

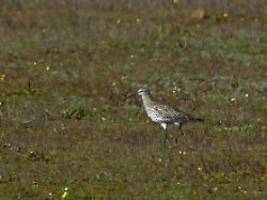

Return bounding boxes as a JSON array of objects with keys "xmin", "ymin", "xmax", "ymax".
[{"xmin": 0, "ymin": 1, "xmax": 266, "ymax": 199}]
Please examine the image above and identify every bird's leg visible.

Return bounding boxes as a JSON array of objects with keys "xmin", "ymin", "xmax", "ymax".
[
  {"xmin": 160, "ymin": 123, "xmax": 168, "ymax": 145},
  {"xmin": 175, "ymin": 124, "xmax": 184, "ymax": 144},
  {"xmin": 164, "ymin": 129, "xmax": 168, "ymax": 145},
  {"xmin": 175, "ymin": 130, "xmax": 178, "ymax": 144},
  {"xmin": 180, "ymin": 126, "xmax": 185, "ymax": 136}
]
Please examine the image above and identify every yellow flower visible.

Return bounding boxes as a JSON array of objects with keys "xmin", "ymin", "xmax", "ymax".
[
  {"xmin": 0, "ymin": 74, "xmax": 5, "ymax": 81},
  {"xmin": 61, "ymin": 187, "xmax": 69, "ymax": 199},
  {"xmin": 61, "ymin": 191, "xmax": 68, "ymax": 199},
  {"xmin": 136, "ymin": 16, "xmax": 141, "ymax": 24},
  {"xmin": 197, "ymin": 166, "xmax": 203, "ymax": 171},
  {"xmin": 46, "ymin": 65, "xmax": 50, "ymax": 71},
  {"xmin": 223, "ymin": 12, "xmax": 228, "ymax": 18},
  {"xmin": 230, "ymin": 97, "xmax": 236, "ymax": 102},
  {"xmin": 172, "ymin": 86, "xmax": 181, "ymax": 94},
  {"xmin": 112, "ymin": 81, "xmax": 117, "ymax": 86},
  {"xmin": 213, "ymin": 187, "xmax": 218, "ymax": 192},
  {"xmin": 33, "ymin": 61, "xmax": 37, "ymax": 66},
  {"xmin": 121, "ymin": 75, "xmax": 127, "ymax": 80}
]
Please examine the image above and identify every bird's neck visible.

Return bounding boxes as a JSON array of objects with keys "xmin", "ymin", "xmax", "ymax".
[{"xmin": 141, "ymin": 94, "xmax": 154, "ymax": 107}]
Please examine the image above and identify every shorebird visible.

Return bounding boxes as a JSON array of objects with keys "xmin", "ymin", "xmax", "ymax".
[{"xmin": 138, "ymin": 88, "xmax": 203, "ymax": 144}]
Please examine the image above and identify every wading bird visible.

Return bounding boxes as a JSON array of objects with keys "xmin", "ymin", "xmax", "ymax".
[{"xmin": 138, "ymin": 88, "xmax": 203, "ymax": 144}]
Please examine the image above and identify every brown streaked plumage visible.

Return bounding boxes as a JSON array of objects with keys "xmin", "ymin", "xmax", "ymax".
[{"xmin": 138, "ymin": 88, "xmax": 203, "ymax": 144}]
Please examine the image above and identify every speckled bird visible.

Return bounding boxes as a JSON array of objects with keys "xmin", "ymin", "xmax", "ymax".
[{"xmin": 138, "ymin": 88, "xmax": 203, "ymax": 144}]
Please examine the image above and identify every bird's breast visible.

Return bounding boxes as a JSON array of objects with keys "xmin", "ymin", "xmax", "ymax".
[{"xmin": 145, "ymin": 108, "xmax": 163, "ymax": 122}]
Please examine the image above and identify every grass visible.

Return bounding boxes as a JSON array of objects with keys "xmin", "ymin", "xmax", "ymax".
[{"xmin": 0, "ymin": 1, "xmax": 266, "ymax": 199}]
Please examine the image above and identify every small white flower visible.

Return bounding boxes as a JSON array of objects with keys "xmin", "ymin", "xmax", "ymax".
[{"xmin": 230, "ymin": 97, "xmax": 236, "ymax": 102}]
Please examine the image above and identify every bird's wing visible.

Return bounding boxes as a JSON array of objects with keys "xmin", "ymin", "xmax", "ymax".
[{"xmin": 153, "ymin": 104, "xmax": 191, "ymax": 122}]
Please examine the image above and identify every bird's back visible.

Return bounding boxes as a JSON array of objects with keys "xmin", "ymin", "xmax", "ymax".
[
  {"xmin": 143, "ymin": 97, "xmax": 201, "ymax": 124},
  {"xmin": 140, "ymin": 91, "xmax": 203, "ymax": 124},
  {"xmin": 143, "ymin": 98, "xmax": 182, "ymax": 122}
]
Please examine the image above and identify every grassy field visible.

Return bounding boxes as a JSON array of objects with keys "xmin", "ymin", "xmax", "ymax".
[{"xmin": 0, "ymin": 0, "xmax": 266, "ymax": 199}]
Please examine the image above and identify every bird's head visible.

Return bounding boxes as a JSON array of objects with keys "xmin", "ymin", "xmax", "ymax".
[{"xmin": 137, "ymin": 88, "xmax": 150, "ymax": 96}]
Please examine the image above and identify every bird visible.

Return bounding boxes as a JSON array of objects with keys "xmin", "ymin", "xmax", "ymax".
[{"xmin": 138, "ymin": 88, "xmax": 203, "ymax": 144}]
